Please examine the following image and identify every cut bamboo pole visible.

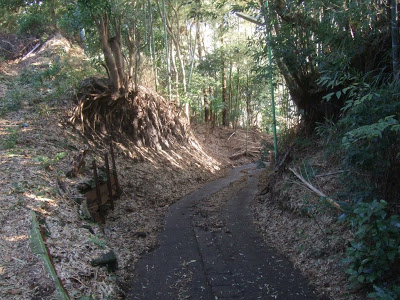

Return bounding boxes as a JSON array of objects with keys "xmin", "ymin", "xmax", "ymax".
[{"xmin": 289, "ymin": 167, "xmax": 342, "ymax": 211}]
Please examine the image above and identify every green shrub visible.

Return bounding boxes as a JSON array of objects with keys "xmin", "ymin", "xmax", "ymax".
[
  {"xmin": 17, "ymin": 12, "xmax": 49, "ymax": 37},
  {"xmin": 34, "ymin": 152, "xmax": 67, "ymax": 169},
  {"xmin": 344, "ymin": 200, "xmax": 400, "ymax": 297},
  {"xmin": 368, "ymin": 285, "xmax": 400, "ymax": 300},
  {"xmin": 1, "ymin": 88, "xmax": 25, "ymax": 115},
  {"xmin": 318, "ymin": 68, "xmax": 400, "ymax": 297},
  {"xmin": 1, "ymin": 128, "xmax": 19, "ymax": 149},
  {"xmin": 340, "ymin": 83, "xmax": 400, "ymax": 204}
]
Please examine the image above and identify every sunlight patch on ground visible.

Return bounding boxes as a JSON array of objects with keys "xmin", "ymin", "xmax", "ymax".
[
  {"xmin": 25, "ymin": 193, "xmax": 58, "ymax": 206},
  {"xmin": 2, "ymin": 234, "xmax": 28, "ymax": 242}
]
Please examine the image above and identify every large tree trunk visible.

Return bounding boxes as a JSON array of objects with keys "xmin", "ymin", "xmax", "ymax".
[
  {"xmin": 96, "ymin": 14, "xmax": 121, "ymax": 93},
  {"xmin": 110, "ymin": 17, "xmax": 126, "ymax": 90}
]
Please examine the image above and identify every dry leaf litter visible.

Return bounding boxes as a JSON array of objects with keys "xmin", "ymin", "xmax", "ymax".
[{"xmin": 253, "ymin": 142, "xmax": 364, "ymax": 300}]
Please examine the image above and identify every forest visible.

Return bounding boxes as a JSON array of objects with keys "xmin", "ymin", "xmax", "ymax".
[{"xmin": 0, "ymin": 0, "xmax": 399, "ymax": 299}]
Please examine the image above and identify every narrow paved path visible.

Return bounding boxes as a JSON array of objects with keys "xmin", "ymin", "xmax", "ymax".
[{"xmin": 129, "ymin": 164, "xmax": 318, "ymax": 300}]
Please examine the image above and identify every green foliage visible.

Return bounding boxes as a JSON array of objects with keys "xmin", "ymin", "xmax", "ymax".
[
  {"xmin": 7, "ymin": 50, "xmax": 99, "ymax": 112},
  {"xmin": 368, "ymin": 285, "xmax": 400, "ymax": 300},
  {"xmin": 1, "ymin": 88, "xmax": 26, "ymax": 115},
  {"xmin": 293, "ymin": 137, "xmax": 313, "ymax": 150},
  {"xmin": 313, "ymin": 15, "xmax": 400, "ymax": 293},
  {"xmin": 343, "ymin": 116, "xmax": 398, "ymax": 150},
  {"xmin": 34, "ymin": 152, "xmax": 67, "ymax": 169},
  {"xmin": 80, "ymin": 295, "xmax": 97, "ymax": 300},
  {"xmin": 89, "ymin": 234, "xmax": 106, "ymax": 249},
  {"xmin": 343, "ymin": 200, "xmax": 400, "ymax": 296},
  {"xmin": 1, "ymin": 128, "xmax": 19, "ymax": 149},
  {"xmin": 257, "ymin": 139, "xmax": 273, "ymax": 168},
  {"xmin": 0, "ymin": 0, "xmax": 61, "ymax": 36},
  {"xmin": 17, "ymin": 12, "xmax": 48, "ymax": 37},
  {"xmin": 341, "ymin": 84, "xmax": 399, "ymax": 203},
  {"xmin": 315, "ymin": 117, "xmax": 341, "ymax": 150}
]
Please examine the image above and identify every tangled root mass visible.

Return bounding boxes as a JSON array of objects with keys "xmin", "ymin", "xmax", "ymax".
[{"xmin": 70, "ymin": 77, "xmax": 190, "ymax": 150}]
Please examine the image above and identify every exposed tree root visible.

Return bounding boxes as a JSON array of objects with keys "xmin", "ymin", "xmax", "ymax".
[{"xmin": 70, "ymin": 77, "xmax": 190, "ymax": 150}]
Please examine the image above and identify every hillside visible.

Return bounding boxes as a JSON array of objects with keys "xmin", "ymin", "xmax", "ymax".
[
  {"xmin": 2, "ymin": 0, "xmax": 399, "ymax": 295},
  {"xmin": 0, "ymin": 34, "xmax": 268, "ymax": 299}
]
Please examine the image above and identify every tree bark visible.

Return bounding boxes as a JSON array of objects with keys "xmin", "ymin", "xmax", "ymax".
[
  {"xmin": 166, "ymin": 0, "xmax": 187, "ymax": 94},
  {"xmin": 170, "ymin": 41, "xmax": 180, "ymax": 104},
  {"xmin": 221, "ymin": 39, "xmax": 227, "ymax": 126},
  {"xmin": 159, "ymin": 0, "xmax": 172, "ymax": 100},
  {"xmin": 96, "ymin": 14, "xmax": 121, "ymax": 93},
  {"xmin": 204, "ymin": 88, "xmax": 210, "ymax": 122},
  {"xmin": 234, "ymin": 67, "xmax": 240, "ymax": 129},
  {"xmin": 228, "ymin": 60, "xmax": 233, "ymax": 126},
  {"xmin": 196, "ymin": 23, "xmax": 210, "ymax": 123},
  {"xmin": 110, "ymin": 16, "xmax": 126, "ymax": 91},
  {"xmin": 391, "ymin": 0, "xmax": 399, "ymax": 79},
  {"xmin": 148, "ymin": 0, "xmax": 158, "ymax": 91}
]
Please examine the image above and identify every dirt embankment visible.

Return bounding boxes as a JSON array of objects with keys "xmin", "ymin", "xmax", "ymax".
[{"xmin": 252, "ymin": 138, "xmax": 363, "ymax": 300}]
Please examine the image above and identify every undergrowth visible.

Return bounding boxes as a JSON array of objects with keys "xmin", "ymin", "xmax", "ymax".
[
  {"xmin": 0, "ymin": 38, "xmax": 98, "ymax": 116},
  {"xmin": 316, "ymin": 67, "xmax": 400, "ymax": 298}
]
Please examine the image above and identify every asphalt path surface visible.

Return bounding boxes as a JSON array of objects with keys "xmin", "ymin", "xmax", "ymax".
[{"xmin": 129, "ymin": 164, "xmax": 318, "ymax": 300}]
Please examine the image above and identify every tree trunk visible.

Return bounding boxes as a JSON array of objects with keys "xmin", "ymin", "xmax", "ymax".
[
  {"xmin": 187, "ymin": 20, "xmax": 199, "ymax": 89},
  {"xmin": 135, "ymin": 25, "xmax": 141, "ymax": 92},
  {"xmin": 148, "ymin": 0, "xmax": 159, "ymax": 91},
  {"xmin": 392, "ymin": 0, "xmax": 399, "ymax": 79},
  {"xmin": 204, "ymin": 88, "xmax": 210, "ymax": 122},
  {"xmin": 110, "ymin": 17, "xmax": 126, "ymax": 91},
  {"xmin": 228, "ymin": 60, "xmax": 233, "ymax": 127},
  {"xmin": 170, "ymin": 42, "xmax": 180, "ymax": 104},
  {"xmin": 234, "ymin": 67, "xmax": 240, "ymax": 129},
  {"xmin": 127, "ymin": 24, "xmax": 135, "ymax": 84},
  {"xmin": 221, "ymin": 39, "xmax": 227, "ymax": 126},
  {"xmin": 196, "ymin": 24, "xmax": 210, "ymax": 123},
  {"xmin": 160, "ymin": 0, "xmax": 172, "ymax": 100},
  {"xmin": 96, "ymin": 14, "xmax": 121, "ymax": 93}
]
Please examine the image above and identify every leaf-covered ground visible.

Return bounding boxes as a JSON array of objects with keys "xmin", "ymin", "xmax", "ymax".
[{"xmin": 252, "ymin": 141, "xmax": 364, "ymax": 300}]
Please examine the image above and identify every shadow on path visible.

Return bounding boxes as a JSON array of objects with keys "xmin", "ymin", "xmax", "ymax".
[{"xmin": 129, "ymin": 164, "xmax": 318, "ymax": 300}]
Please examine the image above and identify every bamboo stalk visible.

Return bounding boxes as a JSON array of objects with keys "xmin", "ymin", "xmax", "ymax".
[
  {"xmin": 30, "ymin": 211, "xmax": 70, "ymax": 300},
  {"xmin": 289, "ymin": 167, "xmax": 342, "ymax": 211},
  {"xmin": 315, "ymin": 170, "xmax": 344, "ymax": 178}
]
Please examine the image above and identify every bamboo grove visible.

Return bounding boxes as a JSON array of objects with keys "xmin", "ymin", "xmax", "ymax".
[{"xmin": 0, "ymin": 0, "xmax": 298, "ymax": 133}]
